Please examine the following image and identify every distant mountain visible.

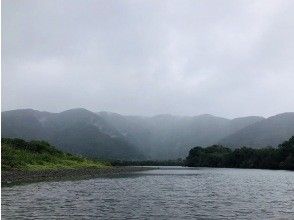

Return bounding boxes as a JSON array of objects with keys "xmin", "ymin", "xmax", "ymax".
[
  {"xmin": 2, "ymin": 109, "xmax": 143, "ymax": 160},
  {"xmin": 3, "ymin": 108, "xmax": 293, "ymax": 160},
  {"xmin": 98, "ymin": 112, "xmax": 265, "ymax": 159},
  {"xmin": 229, "ymin": 116, "xmax": 265, "ymax": 131},
  {"xmin": 219, "ymin": 113, "xmax": 294, "ymax": 148},
  {"xmin": 2, "ymin": 109, "xmax": 50, "ymax": 140}
]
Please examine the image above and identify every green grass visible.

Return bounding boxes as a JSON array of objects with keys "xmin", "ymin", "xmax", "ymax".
[{"xmin": 1, "ymin": 138, "xmax": 110, "ymax": 171}]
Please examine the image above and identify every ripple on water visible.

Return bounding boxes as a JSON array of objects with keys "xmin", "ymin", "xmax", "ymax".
[{"xmin": 2, "ymin": 168, "xmax": 294, "ymax": 219}]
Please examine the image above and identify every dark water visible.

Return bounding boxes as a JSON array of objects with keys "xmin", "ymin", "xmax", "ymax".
[{"xmin": 2, "ymin": 167, "xmax": 294, "ymax": 219}]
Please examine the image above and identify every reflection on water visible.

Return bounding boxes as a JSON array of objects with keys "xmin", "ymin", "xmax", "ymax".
[{"xmin": 2, "ymin": 167, "xmax": 294, "ymax": 219}]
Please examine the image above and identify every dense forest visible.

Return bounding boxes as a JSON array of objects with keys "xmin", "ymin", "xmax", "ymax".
[{"xmin": 185, "ymin": 136, "xmax": 294, "ymax": 170}]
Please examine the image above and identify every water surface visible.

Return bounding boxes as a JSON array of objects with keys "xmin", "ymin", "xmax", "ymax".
[{"xmin": 2, "ymin": 167, "xmax": 294, "ymax": 219}]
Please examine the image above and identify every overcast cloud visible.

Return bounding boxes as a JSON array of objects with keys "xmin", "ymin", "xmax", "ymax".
[{"xmin": 2, "ymin": 0, "xmax": 294, "ymax": 118}]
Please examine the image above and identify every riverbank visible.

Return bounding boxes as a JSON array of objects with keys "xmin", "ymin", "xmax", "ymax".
[
  {"xmin": 2, "ymin": 166, "xmax": 154, "ymax": 186},
  {"xmin": 1, "ymin": 138, "xmax": 156, "ymax": 186}
]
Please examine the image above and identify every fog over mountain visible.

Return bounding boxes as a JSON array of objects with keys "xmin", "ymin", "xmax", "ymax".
[
  {"xmin": 2, "ymin": 1, "xmax": 294, "ymax": 160},
  {"xmin": 98, "ymin": 112, "xmax": 266, "ymax": 159},
  {"xmin": 219, "ymin": 113, "xmax": 294, "ymax": 148},
  {"xmin": 3, "ymin": 108, "xmax": 294, "ymax": 160}
]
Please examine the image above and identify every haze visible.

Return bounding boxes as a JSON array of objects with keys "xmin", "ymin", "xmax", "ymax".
[{"xmin": 2, "ymin": 0, "xmax": 294, "ymax": 118}]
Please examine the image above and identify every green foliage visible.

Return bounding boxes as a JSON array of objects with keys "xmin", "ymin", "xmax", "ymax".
[
  {"xmin": 185, "ymin": 136, "xmax": 294, "ymax": 170},
  {"xmin": 1, "ymin": 138, "xmax": 110, "ymax": 171}
]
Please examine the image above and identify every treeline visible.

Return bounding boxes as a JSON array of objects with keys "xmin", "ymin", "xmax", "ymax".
[
  {"xmin": 111, "ymin": 159, "xmax": 184, "ymax": 166},
  {"xmin": 185, "ymin": 136, "xmax": 294, "ymax": 170}
]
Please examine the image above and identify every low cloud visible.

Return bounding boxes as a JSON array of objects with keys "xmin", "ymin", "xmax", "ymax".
[{"xmin": 2, "ymin": 0, "xmax": 294, "ymax": 118}]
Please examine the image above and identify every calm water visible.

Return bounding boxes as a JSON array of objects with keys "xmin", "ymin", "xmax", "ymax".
[{"xmin": 2, "ymin": 167, "xmax": 294, "ymax": 219}]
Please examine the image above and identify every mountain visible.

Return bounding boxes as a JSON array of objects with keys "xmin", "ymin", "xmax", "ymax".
[
  {"xmin": 1, "ymin": 109, "xmax": 51, "ymax": 140},
  {"xmin": 229, "ymin": 116, "xmax": 265, "ymax": 131},
  {"xmin": 3, "ymin": 108, "xmax": 293, "ymax": 160},
  {"xmin": 219, "ymin": 113, "xmax": 294, "ymax": 148},
  {"xmin": 98, "ymin": 112, "xmax": 265, "ymax": 159},
  {"xmin": 2, "ymin": 109, "xmax": 143, "ymax": 160}
]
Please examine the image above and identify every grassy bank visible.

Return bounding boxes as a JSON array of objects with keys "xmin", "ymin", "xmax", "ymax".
[{"xmin": 1, "ymin": 138, "xmax": 110, "ymax": 171}]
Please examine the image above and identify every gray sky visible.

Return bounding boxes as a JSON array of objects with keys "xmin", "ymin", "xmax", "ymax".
[{"xmin": 2, "ymin": 0, "xmax": 294, "ymax": 118}]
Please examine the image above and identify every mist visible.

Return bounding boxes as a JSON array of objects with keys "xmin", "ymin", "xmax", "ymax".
[{"xmin": 2, "ymin": 0, "xmax": 294, "ymax": 118}]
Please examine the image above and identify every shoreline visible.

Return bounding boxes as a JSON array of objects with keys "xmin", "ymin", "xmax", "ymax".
[{"xmin": 1, "ymin": 166, "xmax": 155, "ymax": 187}]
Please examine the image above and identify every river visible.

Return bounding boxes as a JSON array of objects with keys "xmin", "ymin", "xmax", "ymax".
[{"xmin": 2, "ymin": 167, "xmax": 294, "ymax": 219}]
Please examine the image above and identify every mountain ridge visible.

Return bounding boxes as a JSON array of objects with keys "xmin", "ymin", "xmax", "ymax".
[
  {"xmin": 2, "ymin": 108, "xmax": 293, "ymax": 160},
  {"xmin": 219, "ymin": 112, "xmax": 294, "ymax": 148},
  {"xmin": 2, "ymin": 108, "xmax": 143, "ymax": 160}
]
